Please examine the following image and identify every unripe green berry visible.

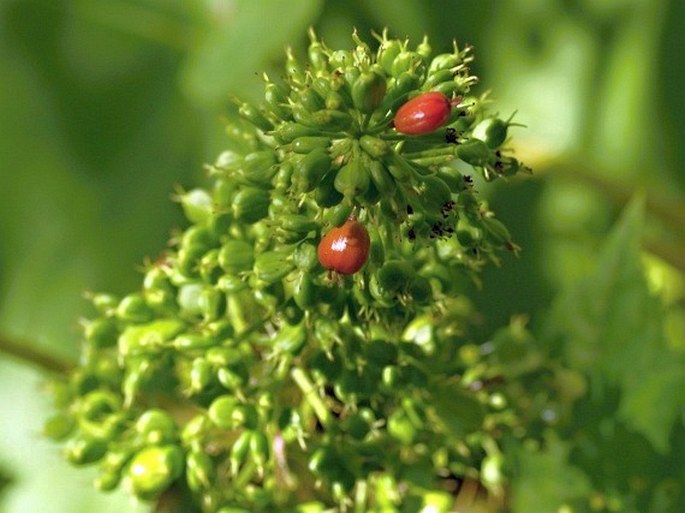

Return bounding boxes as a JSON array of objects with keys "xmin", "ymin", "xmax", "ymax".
[
  {"xmin": 230, "ymin": 430, "xmax": 252, "ymax": 475},
  {"xmin": 218, "ymin": 240, "xmax": 254, "ymax": 274},
  {"xmin": 378, "ymin": 39, "xmax": 403, "ymax": 75},
  {"xmin": 44, "ymin": 412, "xmax": 75, "ymax": 441},
  {"xmin": 64, "ymin": 436, "xmax": 108, "ymax": 466},
  {"xmin": 116, "ymin": 294, "xmax": 153, "ymax": 323},
  {"xmin": 253, "ymin": 250, "xmax": 295, "ymax": 284},
  {"xmin": 232, "ymin": 188, "xmax": 270, "ymax": 224},
  {"xmin": 238, "ymin": 102, "xmax": 273, "ymax": 132},
  {"xmin": 294, "ymin": 148, "xmax": 332, "ymax": 193},
  {"xmin": 127, "ymin": 445, "xmax": 184, "ymax": 499},
  {"xmin": 179, "ymin": 188, "xmax": 214, "ymax": 224},
  {"xmin": 377, "ymin": 260, "xmax": 415, "ymax": 294},
  {"xmin": 351, "ymin": 69, "xmax": 387, "ymax": 113},
  {"xmin": 334, "ymin": 155, "xmax": 369, "ymax": 197},
  {"xmin": 186, "ymin": 450, "xmax": 215, "ymax": 492},
  {"xmin": 135, "ymin": 409, "xmax": 177, "ymax": 445},
  {"xmin": 455, "ymin": 138, "xmax": 492, "ymax": 167},
  {"xmin": 83, "ymin": 317, "xmax": 118, "ymax": 349}
]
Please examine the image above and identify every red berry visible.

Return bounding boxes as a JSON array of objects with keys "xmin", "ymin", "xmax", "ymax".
[
  {"xmin": 317, "ymin": 219, "xmax": 371, "ymax": 275},
  {"xmin": 393, "ymin": 92, "xmax": 451, "ymax": 135}
]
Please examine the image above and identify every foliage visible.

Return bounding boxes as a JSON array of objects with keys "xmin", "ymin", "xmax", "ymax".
[
  {"xmin": 1, "ymin": 1, "xmax": 684, "ymax": 513},
  {"xmin": 41, "ymin": 29, "xmax": 529, "ymax": 513}
]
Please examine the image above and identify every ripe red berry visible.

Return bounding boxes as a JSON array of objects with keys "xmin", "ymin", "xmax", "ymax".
[
  {"xmin": 393, "ymin": 92, "xmax": 451, "ymax": 135},
  {"xmin": 317, "ymin": 219, "xmax": 371, "ymax": 275}
]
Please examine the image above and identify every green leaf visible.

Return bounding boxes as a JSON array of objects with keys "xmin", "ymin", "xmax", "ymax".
[
  {"xmin": 429, "ymin": 382, "xmax": 485, "ymax": 438},
  {"xmin": 510, "ymin": 433, "xmax": 591, "ymax": 513},
  {"xmin": 181, "ymin": 0, "xmax": 323, "ymax": 106},
  {"xmin": 544, "ymin": 196, "xmax": 685, "ymax": 452}
]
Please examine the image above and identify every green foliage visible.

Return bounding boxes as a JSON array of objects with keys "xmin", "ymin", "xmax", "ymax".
[
  {"xmin": 510, "ymin": 434, "xmax": 591, "ymax": 513},
  {"xmin": 545, "ymin": 198, "xmax": 685, "ymax": 453},
  {"xmin": 1, "ymin": 1, "xmax": 685, "ymax": 513},
  {"xmin": 0, "ymin": 465, "xmax": 12, "ymax": 498},
  {"xmin": 503, "ymin": 198, "xmax": 685, "ymax": 513},
  {"xmin": 39, "ymin": 29, "xmax": 528, "ymax": 513}
]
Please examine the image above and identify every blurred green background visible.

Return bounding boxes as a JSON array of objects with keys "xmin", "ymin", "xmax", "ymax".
[{"xmin": 0, "ymin": 1, "xmax": 683, "ymax": 512}]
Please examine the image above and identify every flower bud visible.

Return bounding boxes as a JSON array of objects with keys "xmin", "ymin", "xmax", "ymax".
[
  {"xmin": 366, "ymin": 158, "xmax": 397, "ymax": 198},
  {"xmin": 328, "ymin": 49, "xmax": 352, "ymax": 70},
  {"xmin": 230, "ymin": 430, "xmax": 252, "ymax": 475},
  {"xmin": 83, "ymin": 317, "xmax": 118, "ymax": 349},
  {"xmin": 293, "ymin": 272, "xmax": 316, "ymax": 310},
  {"xmin": 423, "ymin": 68, "xmax": 455, "ymax": 91},
  {"xmin": 115, "ymin": 294, "xmax": 153, "ymax": 324},
  {"xmin": 416, "ymin": 35, "xmax": 432, "ymax": 59},
  {"xmin": 377, "ymin": 259, "xmax": 415, "ymax": 294},
  {"xmin": 428, "ymin": 53, "xmax": 460, "ymax": 73},
  {"xmin": 64, "ymin": 436, "xmax": 108, "ymax": 466},
  {"xmin": 186, "ymin": 449, "xmax": 215, "ymax": 492},
  {"xmin": 218, "ymin": 240, "xmax": 254, "ymax": 274},
  {"xmin": 285, "ymin": 47, "xmax": 305, "ymax": 84},
  {"xmin": 249, "ymin": 430, "xmax": 270, "ymax": 468},
  {"xmin": 307, "ymin": 35, "xmax": 329, "ymax": 73},
  {"xmin": 288, "ymin": 136, "xmax": 330, "ymax": 155},
  {"xmin": 189, "ymin": 357, "xmax": 212, "ymax": 393},
  {"xmin": 298, "ymin": 109, "xmax": 353, "ymax": 132},
  {"xmin": 44, "ymin": 412, "xmax": 75, "ymax": 441},
  {"xmin": 232, "ymin": 187, "xmax": 270, "ymax": 224},
  {"xmin": 179, "ymin": 188, "xmax": 213, "ymax": 224},
  {"xmin": 472, "ymin": 116, "xmax": 510, "ymax": 149},
  {"xmin": 334, "ymin": 155, "xmax": 369, "ymax": 197},
  {"xmin": 387, "ymin": 409, "xmax": 417, "ymax": 445},
  {"xmin": 378, "ymin": 71, "xmax": 421, "ymax": 114},
  {"xmin": 127, "ymin": 445, "xmax": 184, "ymax": 499},
  {"xmin": 135, "ymin": 409, "xmax": 177, "ymax": 445},
  {"xmin": 294, "ymin": 148, "xmax": 332, "ymax": 193},
  {"xmin": 264, "ymin": 82, "xmax": 291, "ymax": 120},
  {"xmin": 352, "ymin": 69, "xmax": 387, "ymax": 113},
  {"xmin": 416, "ymin": 175, "xmax": 453, "ymax": 216},
  {"xmin": 455, "ymin": 138, "xmax": 492, "ymax": 167},
  {"xmin": 391, "ymin": 50, "xmax": 423, "ymax": 77},
  {"xmin": 242, "ymin": 150, "xmax": 278, "ymax": 187},
  {"xmin": 312, "ymin": 169, "xmax": 344, "ymax": 208},
  {"xmin": 118, "ymin": 319, "xmax": 185, "ymax": 358},
  {"xmin": 378, "ymin": 38, "xmax": 403, "ymax": 75},
  {"xmin": 208, "ymin": 395, "xmax": 238, "ymax": 430},
  {"xmin": 238, "ymin": 102, "xmax": 273, "ymax": 132},
  {"xmin": 292, "ymin": 242, "xmax": 318, "ymax": 271},
  {"xmin": 359, "ymin": 134, "xmax": 390, "ymax": 159},
  {"xmin": 253, "ymin": 250, "xmax": 295, "ymax": 284},
  {"xmin": 273, "ymin": 122, "xmax": 320, "ymax": 144},
  {"xmin": 323, "ymin": 201, "xmax": 353, "ymax": 228}
]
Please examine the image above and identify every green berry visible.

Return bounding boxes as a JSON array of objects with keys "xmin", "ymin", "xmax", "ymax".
[{"xmin": 127, "ymin": 445, "xmax": 184, "ymax": 499}]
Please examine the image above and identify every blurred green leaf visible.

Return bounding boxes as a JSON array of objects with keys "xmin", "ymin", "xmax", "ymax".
[
  {"xmin": 181, "ymin": 0, "xmax": 323, "ymax": 106},
  {"xmin": 511, "ymin": 434, "xmax": 591, "ymax": 513},
  {"xmin": 544, "ymin": 197, "xmax": 685, "ymax": 452},
  {"xmin": 0, "ymin": 464, "xmax": 13, "ymax": 497}
]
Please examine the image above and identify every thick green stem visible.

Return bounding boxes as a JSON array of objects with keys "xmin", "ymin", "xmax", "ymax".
[
  {"xmin": 0, "ymin": 334, "xmax": 74, "ymax": 375},
  {"xmin": 549, "ymin": 158, "xmax": 685, "ymax": 235},
  {"xmin": 291, "ymin": 367, "xmax": 331, "ymax": 429}
]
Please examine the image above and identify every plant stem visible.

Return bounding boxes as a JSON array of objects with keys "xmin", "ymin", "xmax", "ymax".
[
  {"xmin": 529, "ymin": 152, "xmax": 685, "ymax": 273},
  {"xmin": 291, "ymin": 367, "xmax": 331, "ymax": 429},
  {"xmin": 549, "ymin": 157, "xmax": 685, "ymax": 236},
  {"xmin": 0, "ymin": 334, "xmax": 74, "ymax": 375}
]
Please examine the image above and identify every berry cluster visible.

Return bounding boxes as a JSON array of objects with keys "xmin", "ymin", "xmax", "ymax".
[{"xmin": 45, "ymin": 30, "xmax": 528, "ymax": 513}]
